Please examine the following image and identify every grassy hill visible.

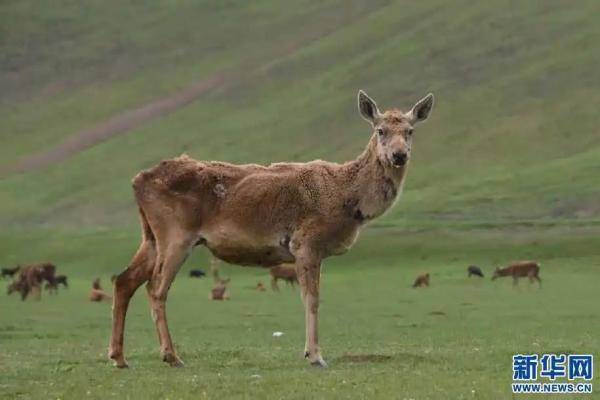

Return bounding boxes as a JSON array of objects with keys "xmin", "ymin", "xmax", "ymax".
[{"xmin": 1, "ymin": 0, "xmax": 599, "ymax": 231}]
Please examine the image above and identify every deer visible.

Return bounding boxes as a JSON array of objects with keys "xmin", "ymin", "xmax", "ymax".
[
  {"xmin": 90, "ymin": 278, "xmax": 112, "ymax": 302},
  {"xmin": 7, "ymin": 264, "xmax": 45, "ymax": 300},
  {"xmin": 412, "ymin": 273, "xmax": 430, "ymax": 288},
  {"xmin": 1, "ymin": 266, "xmax": 20, "ymax": 279},
  {"xmin": 492, "ymin": 261, "xmax": 541, "ymax": 287},
  {"xmin": 45, "ymin": 274, "xmax": 68, "ymax": 294},
  {"xmin": 108, "ymin": 90, "xmax": 434, "ymax": 369},
  {"xmin": 467, "ymin": 265, "xmax": 484, "ymax": 278},
  {"xmin": 270, "ymin": 265, "xmax": 298, "ymax": 291}
]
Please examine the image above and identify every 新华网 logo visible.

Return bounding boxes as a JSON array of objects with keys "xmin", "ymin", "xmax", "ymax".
[{"xmin": 512, "ymin": 354, "xmax": 593, "ymax": 394}]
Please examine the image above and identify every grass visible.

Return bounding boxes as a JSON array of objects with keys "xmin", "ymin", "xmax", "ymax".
[{"xmin": 1, "ymin": 228, "xmax": 599, "ymax": 399}]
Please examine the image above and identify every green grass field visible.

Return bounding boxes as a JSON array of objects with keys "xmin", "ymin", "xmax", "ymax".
[
  {"xmin": 1, "ymin": 0, "xmax": 599, "ymax": 398},
  {"xmin": 1, "ymin": 228, "xmax": 599, "ymax": 399}
]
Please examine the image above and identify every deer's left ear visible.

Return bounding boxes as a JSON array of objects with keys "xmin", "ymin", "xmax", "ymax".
[{"xmin": 409, "ymin": 93, "xmax": 434, "ymax": 123}]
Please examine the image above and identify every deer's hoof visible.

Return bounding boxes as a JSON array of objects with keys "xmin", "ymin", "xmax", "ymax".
[
  {"xmin": 108, "ymin": 349, "xmax": 129, "ymax": 368},
  {"xmin": 310, "ymin": 357, "xmax": 328, "ymax": 368},
  {"xmin": 163, "ymin": 353, "xmax": 185, "ymax": 368}
]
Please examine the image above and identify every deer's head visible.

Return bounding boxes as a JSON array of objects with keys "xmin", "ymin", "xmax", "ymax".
[
  {"xmin": 358, "ymin": 90, "xmax": 434, "ymax": 168},
  {"xmin": 491, "ymin": 267, "xmax": 501, "ymax": 280}
]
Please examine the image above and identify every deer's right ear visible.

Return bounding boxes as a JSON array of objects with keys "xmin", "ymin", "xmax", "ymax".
[{"xmin": 358, "ymin": 90, "xmax": 380, "ymax": 125}]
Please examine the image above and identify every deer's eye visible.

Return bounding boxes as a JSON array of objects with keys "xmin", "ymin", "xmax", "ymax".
[
  {"xmin": 407, "ymin": 128, "xmax": 414, "ymax": 136},
  {"xmin": 377, "ymin": 128, "xmax": 384, "ymax": 136}
]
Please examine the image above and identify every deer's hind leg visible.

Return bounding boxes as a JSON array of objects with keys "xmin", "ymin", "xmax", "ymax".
[
  {"xmin": 109, "ymin": 209, "xmax": 156, "ymax": 368},
  {"xmin": 147, "ymin": 228, "xmax": 197, "ymax": 367}
]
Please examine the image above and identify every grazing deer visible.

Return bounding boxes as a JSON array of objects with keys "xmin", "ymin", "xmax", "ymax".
[
  {"xmin": 412, "ymin": 273, "xmax": 430, "ymax": 288},
  {"xmin": 109, "ymin": 90, "xmax": 434, "ymax": 368},
  {"xmin": 90, "ymin": 278, "xmax": 112, "ymax": 302},
  {"xmin": 270, "ymin": 265, "xmax": 298, "ymax": 291},
  {"xmin": 189, "ymin": 269, "xmax": 206, "ymax": 278},
  {"xmin": 7, "ymin": 265, "xmax": 44, "ymax": 300},
  {"xmin": 492, "ymin": 261, "xmax": 541, "ymax": 287},
  {"xmin": 45, "ymin": 274, "xmax": 68, "ymax": 294},
  {"xmin": 1, "ymin": 266, "xmax": 20, "ymax": 279},
  {"xmin": 467, "ymin": 265, "xmax": 484, "ymax": 278},
  {"xmin": 210, "ymin": 278, "xmax": 230, "ymax": 300}
]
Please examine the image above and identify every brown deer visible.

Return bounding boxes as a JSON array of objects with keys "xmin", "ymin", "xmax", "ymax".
[
  {"xmin": 109, "ymin": 90, "xmax": 434, "ymax": 368},
  {"xmin": 491, "ymin": 261, "xmax": 541, "ymax": 286},
  {"xmin": 7, "ymin": 265, "xmax": 44, "ymax": 300},
  {"xmin": 90, "ymin": 278, "xmax": 112, "ymax": 302},
  {"xmin": 412, "ymin": 273, "xmax": 430, "ymax": 288},
  {"xmin": 7, "ymin": 263, "xmax": 56, "ymax": 300},
  {"xmin": 255, "ymin": 281, "xmax": 266, "ymax": 292},
  {"xmin": 210, "ymin": 278, "xmax": 230, "ymax": 300},
  {"xmin": 270, "ymin": 265, "xmax": 298, "ymax": 291}
]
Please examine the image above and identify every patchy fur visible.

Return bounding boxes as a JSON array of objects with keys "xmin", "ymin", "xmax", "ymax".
[{"xmin": 109, "ymin": 91, "xmax": 435, "ymax": 368}]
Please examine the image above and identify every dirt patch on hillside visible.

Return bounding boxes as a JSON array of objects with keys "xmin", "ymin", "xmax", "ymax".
[{"xmin": 0, "ymin": 74, "xmax": 226, "ymax": 178}]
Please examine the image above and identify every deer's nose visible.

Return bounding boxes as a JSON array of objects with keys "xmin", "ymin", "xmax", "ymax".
[{"xmin": 392, "ymin": 151, "xmax": 407, "ymax": 166}]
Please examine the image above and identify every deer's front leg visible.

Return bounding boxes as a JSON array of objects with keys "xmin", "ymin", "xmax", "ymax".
[{"xmin": 294, "ymin": 249, "xmax": 326, "ymax": 367}]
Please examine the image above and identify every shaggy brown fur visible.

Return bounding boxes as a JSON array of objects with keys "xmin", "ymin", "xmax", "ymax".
[
  {"xmin": 7, "ymin": 265, "xmax": 46, "ymax": 300},
  {"xmin": 7, "ymin": 263, "xmax": 56, "ymax": 300},
  {"xmin": 109, "ymin": 90, "xmax": 434, "ymax": 368},
  {"xmin": 412, "ymin": 273, "xmax": 430, "ymax": 288},
  {"xmin": 270, "ymin": 265, "xmax": 298, "ymax": 291},
  {"xmin": 492, "ymin": 261, "xmax": 541, "ymax": 286}
]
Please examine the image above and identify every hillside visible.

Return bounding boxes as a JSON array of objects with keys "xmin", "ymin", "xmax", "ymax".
[{"xmin": 1, "ymin": 0, "xmax": 599, "ymax": 231}]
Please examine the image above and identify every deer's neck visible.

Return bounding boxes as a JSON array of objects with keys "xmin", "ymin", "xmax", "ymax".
[{"xmin": 342, "ymin": 135, "xmax": 407, "ymax": 222}]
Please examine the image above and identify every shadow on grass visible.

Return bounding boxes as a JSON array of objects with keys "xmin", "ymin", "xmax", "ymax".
[{"xmin": 335, "ymin": 352, "xmax": 433, "ymax": 364}]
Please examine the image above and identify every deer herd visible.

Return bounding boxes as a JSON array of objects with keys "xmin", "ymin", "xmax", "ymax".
[{"xmin": 3, "ymin": 91, "xmax": 545, "ymax": 369}]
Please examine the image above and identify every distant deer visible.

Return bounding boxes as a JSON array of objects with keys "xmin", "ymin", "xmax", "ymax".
[
  {"xmin": 109, "ymin": 90, "xmax": 434, "ymax": 368},
  {"xmin": 210, "ymin": 278, "xmax": 230, "ymax": 301},
  {"xmin": 492, "ymin": 261, "xmax": 541, "ymax": 287},
  {"xmin": 270, "ymin": 265, "xmax": 298, "ymax": 291},
  {"xmin": 467, "ymin": 265, "xmax": 484, "ymax": 278},
  {"xmin": 7, "ymin": 265, "xmax": 44, "ymax": 300},
  {"xmin": 412, "ymin": 273, "xmax": 430, "ymax": 288},
  {"xmin": 189, "ymin": 269, "xmax": 206, "ymax": 278},
  {"xmin": 90, "ymin": 278, "xmax": 112, "ymax": 302},
  {"xmin": 45, "ymin": 274, "xmax": 68, "ymax": 294},
  {"xmin": 1, "ymin": 266, "xmax": 20, "ymax": 279},
  {"xmin": 256, "ymin": 281, "xmax": 266, "ymax": 292}
]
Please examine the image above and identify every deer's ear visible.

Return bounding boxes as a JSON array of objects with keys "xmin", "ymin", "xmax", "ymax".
[
  {"xmin": 358, "ymin": 90, "xmax": 381, "ymax": 125},
  {"xmin": 409, "ymin": 93, "xmax": 434, "ymax": 123}
]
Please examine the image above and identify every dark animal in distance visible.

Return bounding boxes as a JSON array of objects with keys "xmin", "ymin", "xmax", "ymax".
[
  {"xmin": 256, "ymin": 281, "xmax": 266, "ymax": 292},
  {"xmin": 45, "ymin": 274, "xmax": 69, "ymax": 294},
  {"xmin": 1, "ymin": 266, "xmax": 20, "ymax": 279},
  {"xmin": 189, "ymin": 269, "xmax": 206, "ymax": 278},
  {"xmin": 270, "ymin": 265, "xmax": 298, "ymax": 291},
  {"xmin": 412, "ymin": 273, "xmax": 430, "ymax": 288},
  {"xmin": 492, "ymin": 261, "xmax": 541, "ymax": 287},
  {"xmin": 467, "ymin": 265, "xmax": 484, "ymax": 278}
]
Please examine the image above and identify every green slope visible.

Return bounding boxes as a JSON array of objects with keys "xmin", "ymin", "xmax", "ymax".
[{"xmin": 1, "ymin": 0, "xmax": 599, "ymax": 230}]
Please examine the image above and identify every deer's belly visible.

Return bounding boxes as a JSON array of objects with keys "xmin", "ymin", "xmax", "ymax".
[{"xmin": 200, "ymin": 225, "xmax": 294, "ymax": 267}]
